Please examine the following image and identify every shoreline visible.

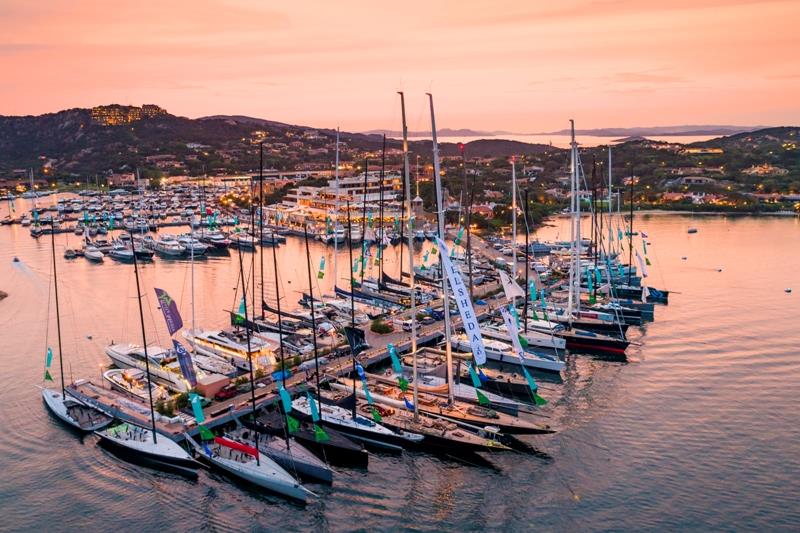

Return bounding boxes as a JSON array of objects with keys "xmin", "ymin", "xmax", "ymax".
[{"xmin": 554, "ymin": 209, "xmax": 798, "ymax": 218}]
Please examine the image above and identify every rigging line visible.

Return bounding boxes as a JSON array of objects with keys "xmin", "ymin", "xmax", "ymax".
[{"xmin": 42, "ymin": 244, "xmax": 54, "ymax": 380}]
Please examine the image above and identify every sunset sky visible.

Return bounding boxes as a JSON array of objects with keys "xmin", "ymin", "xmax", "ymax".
[{"xmin": 1, "ymin": 0, "xmax": 798, "ymax": 132}]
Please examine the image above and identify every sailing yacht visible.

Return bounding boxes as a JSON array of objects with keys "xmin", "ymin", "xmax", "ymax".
[
  {"xmin": 185, "ymin": 432, "xmax": 316, "ymax": 503},
  {"xmin": 40, "ymin": 218, "xmax": 112, "ymax": 432}
]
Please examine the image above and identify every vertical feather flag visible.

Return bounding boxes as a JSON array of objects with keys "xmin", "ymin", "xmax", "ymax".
[
  {"xmin": 475, "ymin": 389, "xmax": 490, "ymax": 406},
  {"xmin": 318, "ymin": 256, "xmax": 325, "ymax": 279},
  {"xmin": 467, "ymin": 362, "xmax": 482, "ymax": 388},
  {"xmin": 189, "ymin": 392, "xmax": 205, "ymax": 423},
  {"xmin": 509, "ymin": 304, "xmax": 520, "ymax": 328},
  {"xmin": 44, "ymin": 347, "xmax": 54, "ymax": 382},
  {"xmin": 314, "ymin": 424, "xmax": 330, "ymax": 442},
  {"xmin": 521, "ymin": 366, "xmax": 548, "ymax": 405},
  {"xmin": 199, "ymin": 426, "xmax": 215, "ymax": 440},
  {"xmin": 286, "ymin": 415, "xmax": 300, "ymax": 433},
  {"xmin": 403, "ymin": 397, "xmax": 415, "ymax": 410},
  {"xmin": 454, "ymin": 226, "xmax": 465, "ymax": 246},
  {"xmin": 279, "ymin": 386, "xmax": 293, "ymax": 414},
  {"xmin": 306, "ymin": 392, "xmax": 320, "ymax": 422},
  {"xmin": 388, "ymin": 343, "xmax": 409, "ymax": 391}
]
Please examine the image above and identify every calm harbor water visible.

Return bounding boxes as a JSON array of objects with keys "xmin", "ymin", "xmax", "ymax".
[{"xmin": 1, "ymin": 198, "xmax": 799, "ymax": 531}]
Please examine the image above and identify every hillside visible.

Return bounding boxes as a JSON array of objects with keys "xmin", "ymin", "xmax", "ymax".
[{"xmin": 0, "ymin": 107, "xmax": 556, "ymax": 178}]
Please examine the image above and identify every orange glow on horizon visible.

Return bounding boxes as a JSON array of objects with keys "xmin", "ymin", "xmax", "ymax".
[{"xmin": 1, "ymin": 0, "xmax": 798, "ymax": 132}]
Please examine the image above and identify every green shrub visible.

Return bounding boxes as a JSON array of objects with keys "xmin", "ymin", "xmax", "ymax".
[{"xmin": 370, "ymin": 319, "xmax": 393, "ymax": 334}]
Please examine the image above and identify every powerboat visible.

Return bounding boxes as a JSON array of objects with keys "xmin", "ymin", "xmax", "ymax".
[
  {"xmin": 183, "ymin": 329, "xmax": 276, "ymax": 372},
  {"xmin": 105, "ymin": 343, "xmax": 202, "ymax": 393}
]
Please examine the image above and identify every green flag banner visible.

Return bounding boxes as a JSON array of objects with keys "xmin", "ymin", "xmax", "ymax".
[
  {"xmin": 371, "ymin": 407, "xmax": 383, "ymax": 423},
  {"xmin": 476, "ymin": 389, "xmax": 490, "ymax": 406},
  {"xmin": 313, "ymin": 424, "xmax": 330, "ymax": 442},
  {"xmin": 44, "ymin": 370, "xmax": 53, "ymax": 382},
  {"xmin": 286, "ymin": 414, "xmax": 300, "ymax": 433},
  {"xmin": 199, "ymin": 425, "xmax": 215, "ymax": 440}
]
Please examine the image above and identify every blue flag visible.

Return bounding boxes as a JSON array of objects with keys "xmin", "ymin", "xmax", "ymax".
[
  {"xmin": 189, "ymin": 392, "xmax": 205, "ymax": 423},
  {"xmin": 403, "ymin": 397, "xmax": 414, "ymax": 410},
  {"xmin": 155, "ymin": 288, "xmax": 183, "ymax": 335},
  {"xmin": 172, "ymin": 340, "xmax": 197, "ymax": 387},
  {"xmin": 306, "ymin": 392, "xmax": 320, "ymax": 422},
  {"xmin": 478, "ymin": 368, "xmax": 489, "ymax": 384}
]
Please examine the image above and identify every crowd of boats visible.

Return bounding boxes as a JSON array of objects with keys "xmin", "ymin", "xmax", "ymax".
[{"xmin": 35, "ymin": 97, "xmax": 670, "ymax": 505}]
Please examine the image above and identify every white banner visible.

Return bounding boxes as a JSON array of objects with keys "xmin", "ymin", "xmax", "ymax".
[
  {"xmin": 435, "ymin": 238, "xmax": 486, "ymax": 365},
  {"xmin": 635, "ymin": 251, "xmax": 649, "ymax": 278},
  {"xmin": 499, "ymin": 270, "xmax": 525, "ymax": 301},
  {"xmin": 499, "ymin": 306, "xmax": 527, "ymax": 361}
]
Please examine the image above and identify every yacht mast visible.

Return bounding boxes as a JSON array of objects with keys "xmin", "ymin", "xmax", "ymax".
[
  {"xmin": 512, "ymin": 157, "xmax": 518, "ymax": 289},
  {"xmin": 50, "ymin": 219, "xmax": 66, "ymax": 398},
  {"xmin": 399, "ymin": 91, "xmax": 419, "ymax": 419},
  {"xmin": 427, "ymin": 92, "xmax": 455, "ymax": 404},
  {"xmin": 333, "ymin": 129, "xmax": 340, "ymax": 290},
  {"xmin": 235, "ymin": 245, "xmax": 260, "ymax": 465},
  {"xmin": 131, "ymin": 234, "xmax": 158, "ymax": 443}
]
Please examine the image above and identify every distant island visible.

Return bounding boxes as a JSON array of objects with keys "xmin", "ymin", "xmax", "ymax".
[{"xmin": 364, "ymin": 125, "xmax": 767, "ymax": 138}]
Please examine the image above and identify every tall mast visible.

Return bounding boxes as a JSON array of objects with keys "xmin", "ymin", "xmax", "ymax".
[
  {"xmin": 50, "ymin": 219, "xmax": 66, "ymax": 398},
  {"xmin": 608, "ymin": 148, "xmax": 615, "ymax": 256},
  {"xmin": 190, "ymin": 216, "xmax": 196, "ymax": 352},
  {"xmin": 259, "ymin": 142, "xmax": 265, "ymax": 319},
  {"xmin": 567, "ymin": 121, "xmax": 576, "ymax": 325},
  {"xmin": 303, "ymin": 226, "xmax": 323, "ymax": 424},
  {"xmin": 235, "ymin": 245, "xmax": 259, "ymax": 465},
  {"xmin": 378, "ymin": 134, "xmax": 386, "ymax": 283},
  {"xmin": 345, "ymin": 201, "xmax": 357, "ymax": 420},
  {"xmin": 523, "ymin": 189, "xmax": 530, "ymax": 333},
  {"xmin": 399, "ymin": 92, "xmax": 419, "ymax": 419},
  {"xmin": 131, "ymin": 234, "xmax": 158, "ymax": 443},
  {"xmin": 466, "ymin": 152, "xmax": 476, "ymax": 301},
  {"xmin": 628, "ymin": 168, "xmax": 634, "ymax": 286},
  {"xmin": 271, "ymin": 229, "xmax": 287, "ymax": 392},
  {"xmin": 575, "ymin": 127, "xmax": 582, "ymax": 315},
  {"xmin": 333, "ymin": 129, "xmax": 340, "ymax": 292},
  {"xmin": 360, "ymin": 158, "xmax": 369, "ymax": 284},
  {"xmin": 511, "ymin": 157, "xmax": 518, "ymax": 288},
  {"xmin": 427, "ymin": 92, "xmax": 454, "ymax": 404}
]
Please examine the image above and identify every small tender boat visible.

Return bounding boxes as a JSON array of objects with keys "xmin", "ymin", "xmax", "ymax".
[
  {"xmin": 83, "ymin": 246, "xmax": 104, "ymax": 262},
  {"xmin": 103, "ymin": 368, "xmax": 167, "ymax": 403},
  {"xmin": 185, "ymin": 433, "xmax": 316, "ymax": 503},
  {"xmin": 108, "ymin": 243, "xmax": 135, "ymax": 262},
  {"xmin": 41, "ymin": 387, "xmax": 112, "ymax": 431},
  {"xmin": 687, "ymin": 227, "xmax": 698, "ymax": 234}
]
